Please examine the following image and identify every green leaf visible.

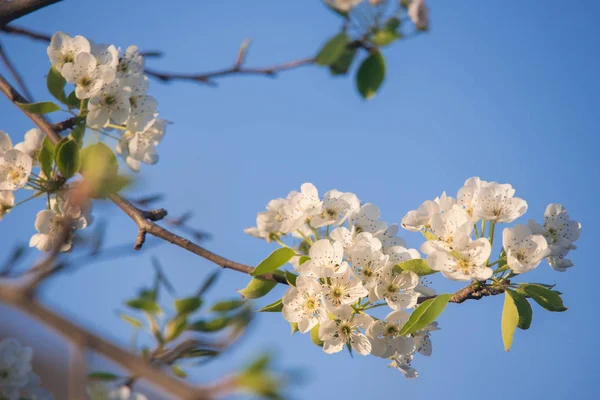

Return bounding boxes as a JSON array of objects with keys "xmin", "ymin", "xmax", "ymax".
[
  {"xmin": 324, "ymin": 3, "xmax": 349, "ymax": 18},
  {"xmin": 394, "ymin": 259, "xmax": 437, "ymax": 276},
  {"xmin": 238, "ymin": 277, "xmax": 278, "ymax": 299},
  {"xmin": 79, "ymin": 142, "xmax": 118, "ymax": 177},
  {"xmin": 174, "ymin": 297, "xmax": 202, "ymax": 315},
  {"xmin": 210, "ymin": 299, "xmax": 245, "ymax": 313},
  {"xmin": 69, "ymin": 124, "xmax": 85, "ymax": 145},
  {"xmin": 315, "ymin": 33, "xmax": 350, "ymax": 66},
  {"xmin": 310, "ymin": 324, "xmax": 323, "ymax": 347},
  {"xmin": 298, "ymin": 256, "xmax": 310, "ymax": 266},
  {"xmin": 290, "ymin": 322, "xmax": 299, "ymax": 335},
  {"xmin": 165, "ymin": 316, "xmax": 188, "ymax": 342},
  {"xmin": 197, "ymin": 270, "xmax": 221, "ymax": 296},
  {"xmin": 181, "ymin": 349, "xmax": 219, "ymax": 359},
  {"xmin": 252, "ymin": 247, "xmax": 297, "ymax": 276},
  {"xmin": 55, "ymin": 139, "xmax": 80, "ymax": 179},
  {"xmin": 399, "ymin": 294, "xmax": 451, "ymax": 335},
  {"xmin": 17, "ymin": 101, "xmax": 60, "ymax": 114},
  {"xmin": 245, "ymin": 354, "xmax": 271, "ymax": 374},
  {"xmin": 258, "ymin": 298, "xmax": 283, "ymax": 312},
  {"xmin": 172, "ymin": 365, "xmax": 187, "ymax": 378},
  {"xmin": 188, "ymin": 317, "xmax": 228, "ymax": 332},
  {"xmin": 329, "ymin": 47, "xmax": 357, "ymax": 75},
  {"xmin": 66, "ymin": 90, "xmax": 80, "ymax": 107},
  {"xmin": 38, "ymin": 137, "xmax": 55, "ymax": 178},
  {"xmin": 356, "ymin": 52, "xmax": 386, "ymax": 99},
  {"xmin": 285, "ymin": 270, "xmax": 298, "ymax": 286},
  {"xmin": 506, "ymin": 289, "xmax": 533, "ymax": 330},
  {"xmin": 385, "ymin": 16, "xmax": 402, "ymax": 31},
  {"xmin": 117, "ymin": 312, "xmax": 143, "ymax": 328},
  {"xmin": 47, "ymin": 66, "xmax": 68, "ymax": 104},
  {"xmin": 501, "ymin": 291, "xmax": 519, "ymax": 351},
  {"xmin": 521, "ymin": 284, "xmax": 567, "ymax": 312},
  {"xmin": 126, "ymin": 298, "xmax": 160, "ymax": 314},
  {"xmin": 88, "ymin": 372, "xmax": 121, "ymax": 381},
  {"xmin": 371, "ymin": 29, "xmax": 401, "ymax": 47}
]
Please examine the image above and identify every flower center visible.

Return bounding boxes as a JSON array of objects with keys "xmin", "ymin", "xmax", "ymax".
[
  {"xmin": 340, "ymin": 324, "xmax": 352, "ymax": 336},
  {"xmin": 386, "ymin": 325, "xmax": 399, "ymax": 336},
  {"xmin": 79, "ymin": 76, "xmax": 93, "ymax": 87},
  {"xmin": 387, "ymin": 284, "xmax": 398, "ymax": 293},
  {"xmin": 105, "ymin": 95, "xmax": 117, "ymax": 106},
  {"xmin": 305, "ymin": 298, "xmax": 317, "ymax": 311}
]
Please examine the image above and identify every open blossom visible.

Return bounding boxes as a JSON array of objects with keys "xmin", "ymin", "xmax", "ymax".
[
  {"xmin": 421, "ymin": 206, "xmax": 472, "ymax": 254},
  {"xmin": 457, "ymin": 177, "xmax": 482, "ymax": 221},
  {"xmin": 351, "ymin": 246, "xmax": 389, "ymax": 290},
  {"xmin": 91, "ymin": 42, "xmax": 119, "ymax": 70},
  {"xmin": 375, "ymin": 224, "xmax": 407, "ymax": 253},
  {"xmin": 14, "ymin": 128, "xmax": 44, "ymax": 166},
  {"xmin": 528, "ymin": 204, "xmax": 581, "ymax": 257},
  {"xmin": 350, "ymin": 203, "xmax": 387, "ymax": 235},
  {"xmin": 0, "ymin": 149, "xmax": 33, "ymax": 191},
  {"xmin": 117, "ymin": 119, "xmax": 166, "ymax": 172},
  {"xmin": 29, "ymin": 210, "xmax": 74, "ymax": 252},
  {"xmin": 318, "ymin": 305, "xmax": 373, "ymax": 355},
  {"xmin": 296, "ymin": 239, "xmax": 348, "ymax": 277},
  {"xmin": 123, "ymin": 76, "xmax": 158, "ymax": 133},
  {"xmin": 47, "ymin": 31, "xmax": 91, "ymax": 71},
  {"xmin": 503, "ymin": 225, "xmax": 550, "ymax": 274},
  {"xmin": 282, "ymin": 276, "xmax": 327, "ymax": 333},
  {"xmin": 62, "ymin": 52, "xmax": 116, "ymax": 99},
  {"xmin": 427, "ymin": 233, "xmax": 492, "ymax": 281},
  {"xmin": 117, "ymin": 45, "xmax": 144, "ymax": 78},
  {"xmin": 321, "ymin": 268, "xmax": 368, "ymax": 309},
  {"xmin": 413, "ymin": 322, "xmax": 439, "ymax": 356},
  {"xmin": 374, "ymin": 269, "xmax": 420, "ymax": 310},
  {"xmin": 0, "ymin": 338, "xmax": 34, "ymax": 398},
  {"xmin": 389, "ymin": 353, "xmax": 418, "ymax": 379},
  {"xmin": 310, "ymin": 189, "xmax": 359, "ymax": 228},
  {"xmin": 475, "ymin": 182, "xmax": 527, "ymax": 223},
  {"xmin": 401, "ymin": 200, "xmax": 439, "ymax": 232},
  {"xmin": 87, "ymin": 80, "xmax": 131, "ymax": 128},
  {"xmin": 366, "ymin": 310, "xmax": 415, "ymax": 358}
]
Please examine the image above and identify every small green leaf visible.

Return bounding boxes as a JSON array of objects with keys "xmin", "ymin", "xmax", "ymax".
[
  {"xmin": 66, "ymin": 90, "xmax": 80, "ymax": 107},
  {"xmin": 17, "ymin": 101, "xmax": 61, "ymax": 114},
  {"xmin": 118, "ymin": 312, "xmax": 143, "ymax": 328},
  {"xmin": 181, "ymin": 349, "xmax": 219, "ymax": 359},
  {"xmin": 172, "ymin": 365, "xmax": 187, "ymax": 378},
  {"xmin": 238, "ymin": 277, "xmax": 278, "ymax": 299},
  {"xmin": 188, "ymin": 317, "xmax": 228, "ymax": 332},
  {"xmin": 245, "ymin": 354, "xmax": 271, "ymax": 374},
  {"xmin": 38, "ymin": 137, "xmax": 55, "ymax": 178},
  {"xmin": 316, "ymin": 33, "xmax": 350, "ymax": 66},
  {"xmin": 165, "ymin": 316, "xmax": 188, "ymax": 342},
  {"xmin": 88, "ymin": 372, "xmax": 121, "ymax": 381},
  {"xmin": 329, "ymin": 47, "xmax": 357, "ymax": 75},
  {"xmin": 298, "ymin": 256, "xmax": 310, "ymax": 265},
  {"xmin": 310, "ymin": 324, "xmax": 323, "ymax": 347},
  {"xmin": 356, "ymin": 52, "xmax": 386, "ymax": 99},
  {"xmin": 55, "ymin": 139, "xmax": 80, "ymax": 179},
  {"xmin": 210, "ymin": 299, "xmax": 245, "ymax": 313},
  {"xmin": 47, "ymin": 66, "xmax": 68, "ymax": 104},
  {"xmin": 252, "ymin": 247, "xmax": 297, "ymax": 276},
  {"xmin": 394, "ymin": 259, "xmax": 437, "ymax": 276},
  {"xmin": 126, "ymin": 298, "xmax": 161, "ymax": 314},
  {"xmin": 399, "ymin": 294, "xmax": 451, "ymax": 335},
  {"xmin": 385, "ymin": 16, "xmax": 402, "ymax": 31},
  {"xmin": 521, "ymin": 284, "xmax": 567, "ymax": 312},
  {"xmin": 258, "ymin": 298, "xmax": 283, "ymax": 312},
  {"xmin": 197, "ymin": 270, "xmax": 221, "ymax": 296},
  {"xmin": 69, "ymin": 124, "xmax": 85, "ymax": 145},
  {"xmin": 501, "ymin": 291, "xmax": 519, "ymax": 351},
  {"xmin": 371, "ymin": 29, "xmax": 401, "ymax": 47},
  {"xmin": 175, "ymin": 297, "xmax": 202, "ymax": 315},
  {"xmin": 290, "ymin": 322, "xmax": 299, "ymax": 335},
  {"xmin": 506, "ymin": 289, "xmax": 533, "ymax": 330},
  {"xmin": 285, "ymin": 270, "xmax": 298, "ymax": 286}
]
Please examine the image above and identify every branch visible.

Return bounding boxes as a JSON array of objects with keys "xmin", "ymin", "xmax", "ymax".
[
  {"xmin": 0, "ymin": 0, "xmax": 62, "ymax": 27},
  {"xmin": 0, "ymin": 285, "xmax": 208, "ymax": 400},
  {"xmin": 418, "ymin": 282, "xmax": 507, "ymax": 304},
  {"xmin": 0, "ymin": 24, "xmax": 51, "ymax": 41}
]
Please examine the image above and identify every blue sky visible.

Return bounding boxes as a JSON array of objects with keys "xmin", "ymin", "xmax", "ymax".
[{"xmin": 1, "ymin": 1, "xmax": 599, "ymax": 399}]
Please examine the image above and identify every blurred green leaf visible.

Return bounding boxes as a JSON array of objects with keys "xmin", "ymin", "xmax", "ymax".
[
  {"xmin": 238, "ymin": 277, "xmax": 277, "ymax": 299},
  {"xmin": 126, "ymin": 298, "xmax": 160, "ymax": 314},
  {"xmin": 165, "ymin": 316, "xmax": 188, "ymax": 342},
  {"xmin": 88, "ymin": 372, "xmax": 121, "ymax": 381},
  {"xmin": 310, "ymin": 324, "xmax": 323, "ymax": 347},
  {"xmin": 47, "ymin": 66, "xmax": 68, "ymax": 104},
  {"xmin": 258, "ymin": 298, "xmax": 283, "ymax": 313},
  {"xmin": 66, "ymin": 90, "xmax": 80, "ymax": 107},
  {"xmin": 316, "ymin": 33, "xmax": 350, "ymax": 66},
  {"xmin": 356, "ymin": 52, "xmax": 386, "ymax": 99},
  {"xmin": 329, "ymin": 47, "xmax": 357, "ymax": 75},
  {"xmin": 118, "ymin": 312, "xmax": 143, "ymax": 328},
  {"xmin": 175, "ymin": 297, "xmax": 202, "ymax": 315},
  {"xmin": 211, "ymin": 299, "xmax": 246, "ymax": 313},
  {"xmin": 172, "ymin": 365, "xmax": 187, "ymax": 378},
  {"xmin": 17, "ymin": 101, "xmax": 61, "ymax": 114},
  {"xmin": 502, "ymin": 291, "xmax": 519, "ymax": 351},
  {"xmin": 371, "ymin": 29, "xmax": 401, "ymax": 47},
  {"xmin": 188, "ymin": 317, "xmax": 228, "ymax": 332},
  {"xmin": 69, "ymin": 123, "xmax": 85, "ymax": 145}
]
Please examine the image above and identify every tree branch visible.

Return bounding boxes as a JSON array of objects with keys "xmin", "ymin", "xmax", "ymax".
[{"xmin": 0, "ymin": 0, "xmax": 62, "ymax": 27}]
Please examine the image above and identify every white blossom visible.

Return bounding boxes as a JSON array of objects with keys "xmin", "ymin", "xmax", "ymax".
[
  {"xmin": 366, "ymin": 310, "xmax": 415, "ymax": 358},
  {"xmin": 528, "ymin": 203, "xmax": 581, "ymax": 259},
  {"xmin": 0, "ymin": 190, "xmax": 15, "ymax": 221},
  {"xmin": 47, "ymin": 32, "xmax": 91, "ymax": 72},
  {"xmin": 109, "ymin": 387, "xmax": 147, "ymax": 400},
  {"xmin": 351, "ymin": 246, "xmax": 389, "ymax": 290},
  {"xmin": 0, "ymin": 149, "xmax": 33, "ymax": 191},
  {"xmin": 123, "ymin": 76, "xmax": 157, "ymax": 133},
  {"xmin": 321, "ymin": 268, "xmax": 368, "ymax": 309},
  {"xmin": 475, "ymin": 182, "xmax": 527, "ymax": 223},
  {"xmin": 420, "ymin": 205, "xmax": 472, "ymax": 254},
  {"xmin": 296, "ymin": 239, "xmax": 348, "ymax": 277},
  {"xmin": 14, "ymin": 128, "xmax": 44, "ymax": 166},
  {"xmin": 413, "ymin": 322, "xmax": 439, "ymax": 356},
  {"xmin": 318, "ymin": 305, "xmax": 373, "ymax": 355},
  {"xmin": 91, "ymin": 42, "xmax": 119, "ymax": 70},
  {"xmin": 117, "ymin": 45, "xmax": 144, "ymax": 78},
  {"xmin": 388, "ymin": 353, "xmax": 418, "ymax": 379},
  {"xmin": 62, "ymin": 52, "xmax": 116, "ymax": 99},
  {"xmin": 325, "ymin": 0, "xmax": 363, "ymax": 12},
  {"xmin": 310, "ymin": 189, "xmax": 359, "ymax": 228},
  {"xmin": 282, "ymin": 276, "xmax": 327, "ymax": 333},
  {"xmin": 18, "ymin": 372, "xmax": 54, "ymax": 400},
  {"xmin": 0, "ymin": 338, "xmax": 34, "ymax": 398},
  {"xmin": 374, "ymin": 269, "xmax": 420, "ymax": 310},
  {"xmin": 86, "ymin": 80, "xmax": 131, "ymax": 128},
  {"xmin": 408, "ymin": 0, "xmax": 429, "ymax": 31},
  {"xmin": 375, "ymin": 224, "xmax": 407, "ymax": 253},
  {"xmin": 503, "ymin": 225, "xmax": 550, "ymax": 274},
  {"xmin": 401, "ymin": 200, "xmax": 439, "ymax": 232},
  {"xmin": 117, "ymin": 118, "xmax": 166, "ymax": 172},
  {"xmin": 29, "ymin": 209, "xmax": 75, "ymax": 252},
  {"xmin": 427, "ymin": 233, "xmax": 492, "ymax": 281},
  {"xmin": 350, "ymin": 203, "xmax": 387, "ymax": 235}
]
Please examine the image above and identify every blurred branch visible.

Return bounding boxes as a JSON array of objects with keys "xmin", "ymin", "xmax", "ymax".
[
  {"xmin": 0, "ymin": 0, "xmax": 62, "ymax": 27},
  {"xmin": 0, "ymin": 39, "xmax": 33, "ymax": 100},
  {"xmin": 0, "ymin": 24, "xmax": 51, "ymax": 41}
]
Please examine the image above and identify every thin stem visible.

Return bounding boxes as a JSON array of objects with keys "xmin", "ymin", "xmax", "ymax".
[
  {"xmin": 12, "ymin": 191, "xmax": 43, "ymax": 207},
  {"xmin": 311, "ymin": 226, "xmax": 320, "ymax": 240},
  {"xmin": 473, "ymin": 223, "xmax": 480, "ymax": 238},
  {"xmin": 79, "ymin": 99, "xmax": 85, "ymax": 114},
  {"xmin": 273, "ymin": 236, "xmax": 290, "ymax": 248},
  {"xmin": 326, "ymin": 225, "xmax": 331, "ymax": 239},
  {"xmin": 296, "ymin": 229, "xmax": 314, "ymax": 245},
  {"xmin": 481, "ymin": 220, "xmax": 486, "ymax": 238},
  {"xmin": 107, "ymin": 123, "xmax": 127, "ymax": 131},
  {"xmin": 488, "ymin": 257, "xmax": 506, "ymax": 268},
  {"xmin": 489, "ymin": 221, "xmax": 496, "ymax": 245}
]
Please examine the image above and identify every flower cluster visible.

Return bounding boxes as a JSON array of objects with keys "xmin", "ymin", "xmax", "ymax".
[
  {"xmin": 48, "ymin": 32, "xmax": 167, "ymax": 172},
  {"xmin": 326, "ymin": 0, "xmax": 429, "ymax": 31},
  {"xmin": 0, "ymin": 338, "xmax": 53, "ymax": 400},
  {"xmin": 402, "ymin": 177, "xmax": 581, "ymax": 277},
  {"xmin": 246, "ymin": 183, "xmax": 437, "ymax": 378}
]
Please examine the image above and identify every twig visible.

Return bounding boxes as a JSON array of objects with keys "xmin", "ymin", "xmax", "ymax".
[
  {"xmin": 0, "ymin": 24, "xmax": 51, "ymax": 41},
  {"xmin": 51, "ymin": 116, "xmax": 78, "ymax": 132},
  {"xmin": 0, "ymin": 39, "xmax": 33, "ymax": 100},
  {"xmin": 0, "ymin": 0, "xmax": 62, "ymax": 27}
]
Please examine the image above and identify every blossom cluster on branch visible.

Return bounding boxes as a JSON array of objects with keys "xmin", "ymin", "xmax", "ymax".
[
  {"xmin": 242, "ymin": 178, "xmax": 581, "ymax": 376},
  {"xmin": 0, "ymin": 338, "xmax": 52, "ymax": 400}
]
